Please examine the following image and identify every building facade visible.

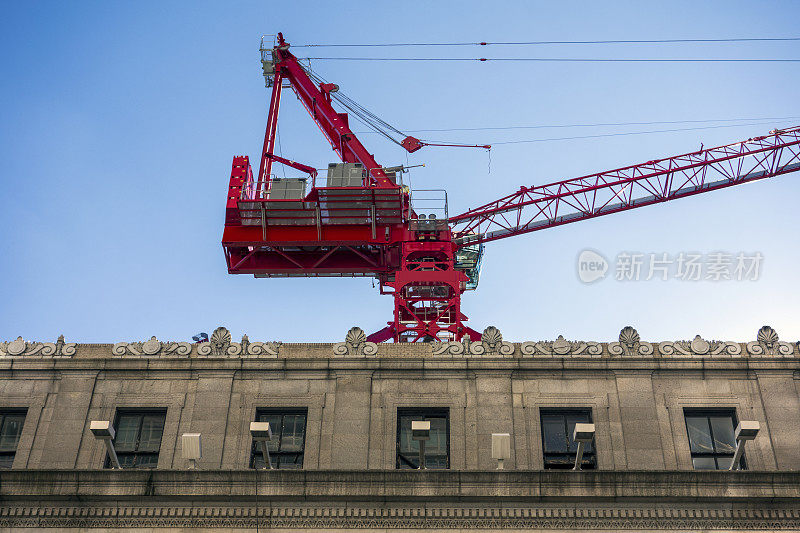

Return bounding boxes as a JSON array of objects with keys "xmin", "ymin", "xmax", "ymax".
[{"xmin": 0, "ymin": 324, "xmax": 799, "ymax": 530}]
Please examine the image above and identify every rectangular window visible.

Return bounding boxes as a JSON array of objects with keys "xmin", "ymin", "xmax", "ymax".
[
  {"xmin": 108, "ymin": 410, "xmax": 166, "ymax": 469},
  {"xmin": 396, "ymin": 408, "xmax": 449, "ymax": 469},
  {"xmin": 250, "ymin": 409, "xmax": 307, "ymax": 469},
  {"xmin": 0, "ymin": 410, "xmax": 26, "ymax": 469},
  {"xmin": 684, "ymin": 409, "xmax": 740, "ymax": 470},
  {"xmin": 540, "ymin": 408, "xmax": 595, "ymax": 470}
]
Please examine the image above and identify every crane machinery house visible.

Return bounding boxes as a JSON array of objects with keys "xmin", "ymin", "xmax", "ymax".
[{"xmin": 1, "ymin": 32, "xmax": 800, "ymax": 531}]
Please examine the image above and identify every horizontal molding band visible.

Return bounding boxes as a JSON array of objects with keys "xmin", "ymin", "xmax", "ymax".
[
  {"xmin": 0, "ymin": 503, "xmax": 799, "ymax": 529},
  {"xmin": 1, "ymin": 470, "xmax": 800, "ymax": 501}
]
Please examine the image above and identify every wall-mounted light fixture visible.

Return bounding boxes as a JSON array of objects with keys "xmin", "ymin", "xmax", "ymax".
[
  {"xmin": 90, "ymin": 420, "xmax": 121, "ymax": 469},
  {"xmin": 730, "ymin": 421, "xmax": 759, "ymax": 471},
  {"xmin": 573, "ymin": 423, "xmax": 595, "ymax": 471},
  {"xmin": 411, "ymin": 420, "xmax": 431, "ymax": 470},
  {"xmin": 250, "ymin": 422, "xmax": 273, "ymax": 469}
]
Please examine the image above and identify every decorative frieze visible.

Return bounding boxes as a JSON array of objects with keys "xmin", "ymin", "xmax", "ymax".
[
  {"xmin": 0, "ymin": 504, "xmax": 798, "ymax": 530},
  {"xmin": 432, "ymin": 341, "xmax": 460, "ymax": 355},
  {"xmin": 479, "ymin": 326, "xmax": 514, "ymax": 355},
  {"xmin": 198, "ymin": 326, "xmax": 235, "ymax": 356},
  {"xmin": 112, "ymin": 336, "xmax": 192, "ymax": 356},
  {"xmin": 520, "ymin": 335, "xmax": 602, "ymax": 357},
  {"xmin": 746, "ymin": 325, "xmax": 794, "ymax": 356},
  {"xmin": 111, "ymin": 327, "xmax": 279, "ymax": 357},
  {"xmin": 432, "ymin": 326, "xmax": 514, "ymax": 356},
  {"xmin": 195, "ymin": 327, "xmax": 280, "ymax": 357},
  {"xmin": 658, "ymin": 336, "xmax": 742, "ymax": 357},
  {"xmin": 466, "ymin": 325, "xmax": 793, "ymax": 358},
  {"xmin": 0, "ymin": 335, "xmax": 75, "ymax": 357},
  {"xmin": 4, "ymin": 325, "xmax": 798, "ymax": 359},
  {"xmin": 333, "ymin": 327, "xmax": 378, "ymax": 356},
  {"xmin": 608, "ymin": 326, "xmax": 654, "ymax": 356}
]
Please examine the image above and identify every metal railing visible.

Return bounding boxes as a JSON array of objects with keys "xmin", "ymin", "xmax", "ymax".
[
  {"xmin": 244, "ymin": 165, "xmax": 412, "ymax": 201},
  {"xmin": 242, "ymin": 175, "xmax": 310, "ymax": 201},
  {"xmin": 409, "ymin": 189, "xmax": 448, "ymax": 220}
]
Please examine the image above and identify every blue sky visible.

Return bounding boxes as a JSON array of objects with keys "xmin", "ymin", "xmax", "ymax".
[{"xmin": 1, "ymin": 1, "xmax": 799, "ymax": 344}]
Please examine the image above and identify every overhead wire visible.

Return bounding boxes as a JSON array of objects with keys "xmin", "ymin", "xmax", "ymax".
[
  {"xmin": 353, "ymin": 115, "xmax": 800, "ymax": 135},
  {"xmin": 306, "ymin": 69, "xmax": 407, "ymax": 146},
  {"xmin": 485, "ymin": 120, "xmax": 795, "ymax": 146},
  {"xmin": 293, "ymin": 37, "xmax": 800, "ymax": 47},
  {"xmin": 291, "ymin": 55, "xmax": 799, "ymax": 154},
  {"xmin": 304, "ymin": 57, "xmax": 800, "ymax": 63}
]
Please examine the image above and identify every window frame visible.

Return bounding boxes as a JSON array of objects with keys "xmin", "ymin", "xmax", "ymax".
[
  {"xmin": 539, "ymin": 408, "xmax": 596, "ymax": 470},
  {"xmin": 105, "ymin": 409, "xmax": 167, "ymax": 469},
  {"xmin": 396, "ymin": 407, "xmax": 450, "ymax": 470},
  {"xmin": 0, "ymin": 409, "xmax": 27, "ymax": 469},
  {"xmin": 683, "ymin": 408, "xmax": 742, "ymax": 470},
  {"xmin": 250, "ymin": 408, "xmax": 308, "ymax": 469}
]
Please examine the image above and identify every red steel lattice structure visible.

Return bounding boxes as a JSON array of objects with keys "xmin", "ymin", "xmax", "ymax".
[
  {"xmin": 449, "ymin": 131, "xmax": 800, "ymax": 244},
  {"xmin": 222, "ymin": 33, "xmax": 800, "ymax": 343}
]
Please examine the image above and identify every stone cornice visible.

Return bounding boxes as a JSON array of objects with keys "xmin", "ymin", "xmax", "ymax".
[
  {"xmin": 1, "ymin": 470, "xmax": 800, "ymax": 502},
  {"xmin": 1, "ymin": 470, "xmax": 800, "ymax": 529},
  {"xmin": 1, "ymin": 356, "xmax": 799, "ymax": 375}
]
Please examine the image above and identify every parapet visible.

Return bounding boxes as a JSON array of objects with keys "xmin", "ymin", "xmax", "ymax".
[{"xmin": 1, "ymin": 325, "xmax": 797, "ymax": 360}]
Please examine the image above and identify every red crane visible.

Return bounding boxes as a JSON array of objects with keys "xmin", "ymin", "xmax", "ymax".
[{"xmin": 222, "ymin": 33, "xmax": 800, "ymax": 343}]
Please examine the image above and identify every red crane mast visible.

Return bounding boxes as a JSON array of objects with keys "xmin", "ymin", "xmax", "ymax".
[{"xmin": 222, "ymin": 33, "xmax": 800, "ymax": 343}]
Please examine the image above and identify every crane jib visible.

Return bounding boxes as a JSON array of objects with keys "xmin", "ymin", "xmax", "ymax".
[{"xmin": 450, "ymin": 128, "xmax": 800, "ymax": 246}]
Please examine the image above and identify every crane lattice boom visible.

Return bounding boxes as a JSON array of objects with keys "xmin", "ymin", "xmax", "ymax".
[{"xmin": 450, "ymin": 127, "xmax": 800, "ymax": 245}]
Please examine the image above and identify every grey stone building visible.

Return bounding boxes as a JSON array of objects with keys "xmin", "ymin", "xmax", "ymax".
[{"xmin": 1, "ymin": 324, "xmax": 800, "ymax": 531}]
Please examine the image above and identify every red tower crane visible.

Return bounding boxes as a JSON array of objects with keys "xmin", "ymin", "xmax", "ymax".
[{"xmin": 222, "ymin": 33, "xmax": 800, "ymax": 343}]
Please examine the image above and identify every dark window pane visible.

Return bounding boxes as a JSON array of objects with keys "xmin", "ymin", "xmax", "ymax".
[
  {"xmin": 685, "ymin": 416, "xmax": 714, "ymax": 454},
  {"xmin": 692, "ymin": 456, "xmax": 717, "ymax": 470},
  {"xmin": 0, "ymin": 415, "xmax": 25, "ymax": 452},
  {"xmin": 135, "ymin": 454, "xmax": 159, "ymax": 468},
  {"xmin": 111, "ymin": 410, "xmax": 166, "ymax": 470},
  {"xmin": 252, "ymin": 410, "xmax": 307, "ymax": 470},
  {"xmin": 398, "ymin": 416, "xmax": 418, "ymax": 454},
  {"xmin": 259, "ymin": 414, "xmax": 282, "ymax": 453},
  {"xmin": 252, "ymin": 441, "xmax": 281, "ymax": 470},
  {"xmin": 709, "ymin": 417, "xmax": 736, "ymax": 454},
  {"xmin": 0, "ymin": 455, "xmax": 13, "ymax": 469},
  {"xmin": 281, "ymin": 415, "xmax": 306, "ymax": 452},
  {"xmin": 427, "ymin": 417, "xmax": 448, "ymax": 455},
  {"xmin": 115, "ymin": 415, "xmax": 140, "ymax": 452},
  {"xmin": 565, "ymin": 418, "xmax": 580, "ymax": 453},
  {"xmin": 542, "ymin": 415, "xmax": 567, "ymax": 453},
  {"xmin": 685, "ymin": 410, "xmax": 739, "ymax": 471},
  {"xmin": 398, "ymin": 455, "xmax": 419, "ymax": 469},
  {"xmin": 542, "ymin": 410, "xmax": 595, "ymax": 470},
  {"xmin": 396, "ymin": 409, "xmax": 449, "ymax": 470},
  {"xmin": 118, "ymin": 454, "xmax": 137, "ymax": 468},
  {"xmin": 279, "ymin": 453, "xmax": 303, "ymax": 469},
  {"xmin": 425, "ymin": 455, "xmax": 448, "ymax": 469},
  {"xmin": 566, "ymin": 413, "xmax": 593, "ymax": 453},
  {"xmin": 138, "ymin": 415, "xmax": 165, "ymax": 452},
  {"xmin": 716, "ymin": 456, "xmax": 733, "ymax": 470}
]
